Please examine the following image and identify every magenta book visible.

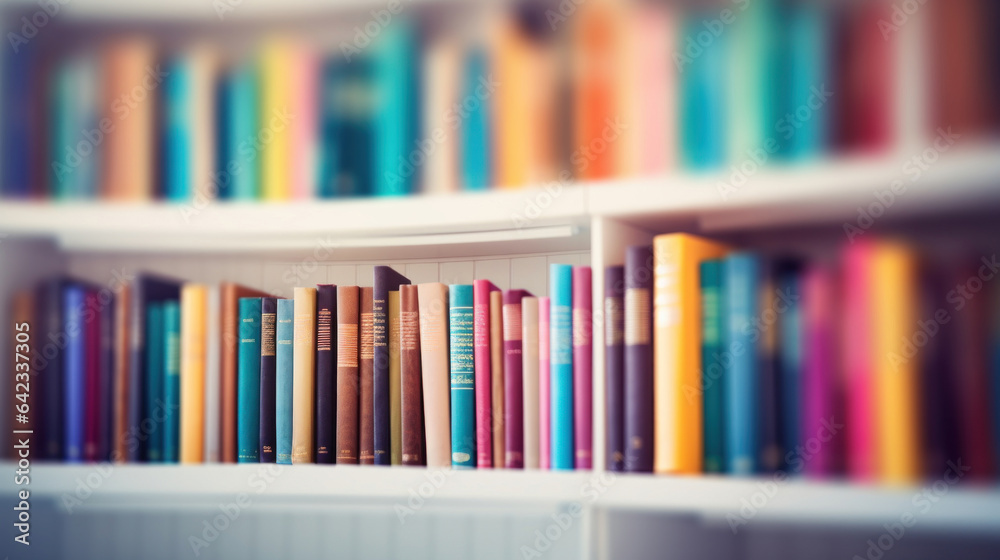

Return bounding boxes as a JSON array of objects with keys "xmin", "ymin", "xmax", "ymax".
[
  {"xmin": 473, "ymin": 279, "xmax": 500, "ymax": 467},
  {"xmin": 573, "ymin": 267, "xmax": 593, "ymax": 469},
  {"xmin": 804, "ymin": 266, "xmax": 836, "ymax": 477},
  {"xmin": 503, "ymin": 289, "xmax": 532, "ymax": 468},
  {"xmin": 538, "ymin": 297, "xmax": 551, "ymax": 470}
]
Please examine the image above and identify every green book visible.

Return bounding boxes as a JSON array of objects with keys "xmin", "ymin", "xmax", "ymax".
[
  {"xmin": 700, "ymin": 260, "xmax": 726, "ymax": 474},
  {"xmin": 162, "ymin": 301, "xmax": 181, "ymax": 463}
]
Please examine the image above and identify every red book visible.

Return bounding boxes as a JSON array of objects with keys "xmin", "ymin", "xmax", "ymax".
[
  {"xmin": 573, "ymin": 267, "xmax": 593, "ymax": 469},
  {"xmin": 400, "ymin": 285, "xmax": 425, "ymax": 466},
  {"xmin": 503, "ymin": 289, "xmax": 532, "ymax": 468},
  {"xmin": 474, "ymin": 280, "xmax": 500, "ymax": 467},
  {"xmin": 83, "ymin": 290, "xmax": 102, "ymax": 462}
]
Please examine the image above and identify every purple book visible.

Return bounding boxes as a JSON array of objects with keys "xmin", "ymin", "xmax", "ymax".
[
  {"xmin": 803, "ymin": 266, "xmax": 836, "ymax": 477},
  {"xmin": 604, "ymin": 266, "xmax": 625, "ymax": 471},
  {"xmin": 314, "ymin": 285, "xmax": 337, "ymax": 464},
  {"xmin": 624, "ymin": 246, "xmax": 654, "ymax": 472},
  {"xmin": 503, "ymin": 289, "xmax": 532, "ymax": 468},
  {"xmin": 573, "ymin": 267, "xmax": 593, "ymax": 470}
]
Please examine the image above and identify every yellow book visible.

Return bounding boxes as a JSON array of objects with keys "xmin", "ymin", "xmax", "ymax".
[
  {"xmin": 292, "ymin": 287, "xmax": 317, "ymax": 463},
  {"xmin": 389, "ymin": 291, "xmax": 402, "ymax": 465},
  {"xmin": 259, "ymin": 41, "xmax": 292, "ymax": 200},
  {"xmin": 872, "ymin": 242, "xmax": 921, "ymax": 484},
  {"xmin": 653, "ymin": 233, "xmax": 728, "ymax": 474},
  {"xmin": 180, "ymin": 284, "xmax": 208, "ymax": 463}
]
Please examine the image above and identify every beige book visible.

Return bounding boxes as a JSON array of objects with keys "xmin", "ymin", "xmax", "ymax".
[
  {"xmin": 292, "ymin": 287, "xmax": 317, "ymax": 463},
  {"xmin": 180, "ymin": 284, "xmax": 208, "ymax": 463},
  {"xmin": 521, "ymin": 297, "xmax": 540, "ymax": 469},
  {"xmin": 490, "ymin": 291, "xmax": 505, "ymax": 468},
  {"xmin": 418, "ymin": 283, "xmax": 451, "ymax": 468}
]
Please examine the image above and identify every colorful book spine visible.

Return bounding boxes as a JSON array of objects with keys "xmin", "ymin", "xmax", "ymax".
[
  {"xmin": 259, "ymin": 297, "xmax": 278, "ymax": 463},
  {"xmin": 218, "ymin": 63, "xmax": 258, "ymax": 200},
  {"xmin": 389, "ymin": 289, "xmax": 403, "ymax": 465},
  {"xmin": 625, "ymin": 247, "xmax": 654, "ymax": 473},
  {"xmin": 550, "ymin": 264, "xmax": 574, "ymax": 470},
  {"xmin": 725, "ymin": 254, "xmax": 760, "ymax": 475},
  {"xmin": 462, "ymin": 48, "xmax": 491, "ymax": 190},
  {"xmin": 783, "ymin": 2, "xmax": 829, "ymax": 159},
  {"xmin": 259, "ymin": 41, "xmax": 293, "ymax": 200},
  {"xmin": 83, "ymin": 290, "xmax": 102, "ymax": 462},
  {"xmin": 204, "ymin": 286, "xmax": 221, "ymax": 462},
  {"xmin": 490, "ymin": 290, "xmax": 505, "ymax": 468},
  {"xmin": 145, "ymin": 303, "xmax": 165, "ymax": 462},
  {"xmin": 373, "ymin": 21, "xmax": 418, "ymax": 196},
  {"xmin": 572, "ymin": 267, "xmax": 593, "ymax": 469},
  {"xmin": 237, "ymin": 297, "xmax": 262, "ymax": 463},
  {"xmin": 163, "ymin": 58, "xmax": 193, "ymax": 201},
  {"xmin": 449, "ymin": 284, "xmax": 476, "ymax": 468},
  {"xmin": 678, "ymin": 13, "xmax": 727, "ymax": 169},
  {"xmin": 276, "ymin": 299, "xmax": 294, "ymax": 465},
  {"xmin": 38, "ymin": 279, "xmax": 66, "ymax": 460},
  {"xmin": 315, "ymin": 286, "xmax": 337, "ymax": 464},
  {"xmin": 522, "ymin": 297, "xmax": 541, "ymax": 469},
  {"xmin": 777, "ymin": 262, "xmax": 804, "ymax": 470},
  {"xmin": 604, "ymin": 266, "xmax": 625, "ymax": 472},
  {"xmin": 473, "ymin": 279, "xmax": 498, "ymax": 468},
  {"xmin": 359, "ymin": 287, "xmax": 375, "ymax": 464},
  {"xmin": 373, "ymin": 266, "xmax": 410, "ymax": 466},
  {"xmin": 843, "ymin": 245, "xmax": 875, "ymax": 479},
  {"xmin": 539, "ymin": 297, "xmax": 552, "ymax": 470},
  {"xmin": 220, "ymin": 283, "xmax": 269, "ymax": 463},
  {"xmin": 418, "ymin": 283, "xmax": 452, "ymax": 468},
  {"xmin": 64, "ymin": 285, "xmax": 85, "ymax": 463},
  {"xmin": 336, "ymin": 286, "xmax": 360, "ymax": 464},
  {"xmin": 400, "ymin": 284, "xmax": 424, "ymax": 466},
  {"xmin": 758, "ymin": 273, "xmax": 783, "ymax": 473},
  {"xmin": 699, "ymin": 260, "xmax": 725, "ymax": 474},
  {"xmin": 572, "ymin": 3, "xmax": 622, "ymax": 180},
  {"xmin": 113, "ymin": 284, "xmax": 130, "ymax": 462},
  {"xmin": 50, "ymin": 55, "xmax": 99, "ymax": 199},
  {"xmin": 162, "ymin": 301, "xmax": 181, "ymax": 463},
  {"xmin": 503, "ymin": 289, "xmax": 532, "ymax": 468},
  {"xmin": 292, "ymin": 287, "xmax": 317, "ymax": 464},
  {"xmin": 180, "ymin": 285, "xmax": 208, "ymax": 463},
  {"xmin": 99, "ymin": 291, "xmax": 115, "ymax": 461},
  {"xmin": 991, "ymin": 281, "xmax": 1000, "ymax": 472},
  {"xmin": 101, "ymin": 40, "xmax": 155, "ymax": 200},
  {"xmin": 803, "ymin": 266, "xmax": 835, "ymax": 477}
]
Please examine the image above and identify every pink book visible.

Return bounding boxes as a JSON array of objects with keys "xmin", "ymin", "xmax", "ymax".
[
  {"xmin": 637, "ymin": 3, "xmax": 676, "ymax": 174},
  {"xmin": 804, "ymin": 266, "xmax": 837, "ymax": 478},
  {"xmin": 291, "ymin": 47, "xmax": 317, "ymax": 199},
  {"xmin": 538, "ymin": 297, "xmax": 551, "ymax": 470},
  {"xmin": 572, "ymin": 267, "xmax": 593, "ymax": 469},
  {"xmin": 843, "ymin": 244, "xmax": 875, "ymax": 480},
  {"xmin": 503, "ymin": 290, "xmax": 533, "ymax": 468},
  {"xmin": 83, "ymin": 290, "xmax": 102, "ymax": 462},
  {"xmin": 473, "ymin": 280, "xmax": 500, "ymax": 467}
]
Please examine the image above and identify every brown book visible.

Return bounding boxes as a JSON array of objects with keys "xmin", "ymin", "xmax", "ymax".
[
  {"xmin": 220, "ymin": 282, "xmax": 270, "ymax": 463},
  {"xmin": 113, "ymin": 283, "xmax": 131, "ymax": 461},
  {"xmin": 101, "ymin": 40, "xmax": 156, "ymax": 200},
  {"xmin": 336, "ymin": 286, "xmax": 360, "ymax": 463},
  {"xmin": 400, "ymin": 285, "xmax": 425, "ymax": 466},
  {"xmin": 417, "ymin": 283, "xmax": 451, "ymax": 468},
  {"xmin": 490, "ymin": 290, "xmax": 505, "ymax": 469},
  {"xmin": 359, "ymin": 287, "xmax": 375, "ymax": 464}
]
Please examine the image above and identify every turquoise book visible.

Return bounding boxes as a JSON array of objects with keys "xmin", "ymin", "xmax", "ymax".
[
  {"xmin": 218, "ymin": 62, "xmax": 259, "ymax": 200},
  {"xmin": 237, "ymin": 297, "xmax": 262, "ymax": 462},
  {"xmin": 780, "ymin": 2, "xmax": 829, "ymax": 159},
  {"xmin": 550, "ymin": 264, "xmax": 574, "ymax": 470},
  {"xmin": 678, "ymin": 14, "xmax": 727, "ymax": 170},
  {"xmin": 373, "ymin": 20, "xmax": 419, "ymax": 197},
  {"xmin": 50, "ymin": 55, "xmax": 99, "ymax": 199},
  {"xmin": 700, "ymin": 260, "xmax": 726, "ymax": 474},
  {"xmin": 162, "ymin": 301, "xmax": 181, "ymax": 463},
  {"xmin": 725, "ymin": 0, "xmax": 779, "ymax": 166},
  {"xmin": 145, "ymin": 303, "xmax": 165, "ymax": 462},
  {"xmin": 724, "ymin": 254, "xmax": 760, "ymax": 475},
  {"xmin": 448, "ymin": 285, "xmax": 476, "ymax": 468},
  {"xmin": 276, "ymin": 298, "xmax": 294, "ymax": 465},
  {"xmin": 163, "ymin": 58, "xmax": 193, "ymax": 201},
  {"xmin": 461, "ymin": 48, "xmax": 491, "ymax": 190},
  {"xmin": 321, "ymin": 57, "xmax": 375, "ymax": 197}
]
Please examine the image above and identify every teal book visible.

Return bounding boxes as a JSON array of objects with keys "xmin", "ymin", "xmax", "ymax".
[
  {"xmin": 678, "ymin": 14, "xmax": 727, "ymax": 170},
  {"xmin": 700, "ymin": 260, "xmax": 725, "ymax": 474},
  {"xmin": 724, "ymin": 254, "xmax": 760, "ymax": 475},
  {"xmin": 725, "ymin": 0, "xmax": 780, "ymax": 166},
  {"xmin": 550, "ymin": 264, "xmax": 574, "ymax": 470},
  {"xmin": 145, "ymin": 303, "xmax": 165, "ymax": 462},
  {"xmin": 237, "ymin": 297, "xmax": 262, "ymax": 462},
  {"xmin": 49, "ymin": 55, "xmax": 99, "ymax": 199},
  {"xmin": 461, "ymin": 48, "xmax": 491, "ymax": 190},
  {"xmin": 276, "ymin": 298, "xmax": 294, "ymax": 465},
  {"xmin": 218, "ymin": 62, "xmax": 259, "ymax": 200},
  {"xmin": 321, "ymin": 57, "xmax": 374, "ymax": 197},
  {"xmin": 779, "ymin": 2, "xmax": 829, "ymax": 159},
  {"xmin": 449, "ymin": 285, "xmax": 476, "ymax": 468},
  {"xmin": 163, "ymin": 58, "xmax": 193, "ymax": 201},
  {"xmin": 373, "ymin": 20, "xmax": 420, "ymax": 197},
  {"xmin": 162, "ymin": 301, "xmax": 181, "ymax": 463}
]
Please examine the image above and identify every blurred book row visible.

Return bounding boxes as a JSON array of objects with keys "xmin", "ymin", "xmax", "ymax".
[{"xmin": 2, "ymin": 0, "xmax": 997, "ymax": 201}]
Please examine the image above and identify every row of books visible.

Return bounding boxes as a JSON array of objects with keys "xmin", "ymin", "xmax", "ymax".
[
  {"xmin": 605, "ymin": 234, "xmax": 1000, "ymax": 483},
  {"xmin": 11, "ymin": 265, "xmax": 594, "ymax": 469},
  {"xmin": 4, "ymin": 0, "xmax": 997, "ymax": 200}
]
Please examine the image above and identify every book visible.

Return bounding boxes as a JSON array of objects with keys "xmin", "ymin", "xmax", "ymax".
[
  {"xmin": 216, "ymin": 61, "xmax": 259, "ymax": 200},
  {"xmin": 259, "ymin": 297, "xmax": 278, "ymax": 463},
  {"xmin": 473, "ymin": 280, "xmax": 500, "ymax": 467},
  {"xmin": 83, "ymin": 290, "xmax": 102, "ymax": 462},
  {"xmin": 204, "ymin": 286, "xmax": 221, "ymax": 462},
  {"xmin": 421, "ymin": 37, "xmax": 460, "ymax": 193},
  {"xmin": 461, "ymin": 47, "xmax": 492, "ymax": 191},
  {"xmin": 64, "ymin": 285, "xmax": 86, "ymax": 463},
  {"xmin": 336, "ymin": 286, "xmax": 360, "ymax": 464},
  {"xmin": 373, "ymin": 20, "xmax": 419, "ymax": 196},
  {"xmin": 917, "ymin": 269, "xmax": 958, "ymax": 479},
  {"xmin": 802, "ymin": 266, "xmax": 835, "ymax": 477},
  {"xmin": 359, "ymin": 287, "xmax": 375, "ymax": 464},
  {"xmin": 678, "ymin": 13, "xmax": 727, "ymax": 169},
  {"xmin": 237, "ymin": 297, "xmax": 262, "ymax": 463},
  {"xmin": 538, "ymin": 296, "xmax": 551, "ymax": 470},
  {"xmin": 101, "ymin": 40, "xmax": 155, "ymax": 200},
  {"xmin": 400, "ymin": 284, "xmax": 424, "ymax": 465},
  {"xmin": 724, "ymin": 254, "xmax": 760, "ymax": 475},
  {"xmin": 450, "ymin": 284, "xmax": 476, "ymax": 468},
  {"xmin": 180, "ymin": 285, "xmax": 208, "ymax": 463},
  {"xmin": 37, "ymin": 279, "xmax": 68, "ymax": 460},
  {"xmin": 700, "ymin": 260, "xmax": 725, "ymax": 474},
  {"xmin": 758, "ymin": 271, "xmax": 783, "ymax": 473},
  {"xmin": 162, "ymin": 301, "xmax": 181, "ymax": 463},
  {"xmin": 835, "ymin": 2, "xmax": 895, "ymax": 153},
  {"xmin": 653, "ymin": 234, "xmax": 728, "ymax": 474},
  {"xmin": 162, "ymin": 49, "xmax": 215, "ymax": 202},
  {"xmin": 99, "ymin": 293, "xmax": 115, "ymax": 460},
  {"xmin": 219, "ymin": 283, "xmax": 270, "ymax": 463},
  {"xmin": 490, "ymin": 290, "xmax": 505, "ymax": 468},
  {"xmin": 145, "ymin": 302, "xmax": 165, "ymax": 462},
  {"xmin": 626, "ymin": 2, "xmax": 676, "ymax": 175},
  {"xmin": 503, "ymin": 289, "xmax": 533, "ymax": 468},
  {"xmin": 315, "ymin": 286, "xmax": 337, "ymax": 464},
  {"xmin": 319, "ymin": 57, "xmax": 375, "ymax": 197},
  {"xmin": 990, "ymin": 275, "xmax": 1000, "ymax": 473},
  {"xmin": 572, "ymin": 267, "xmax": 593, "ymax": 469},
  {"xmin": 604, "ymin": 266, "xmax": 625, "ymax": 472},
  {"xmin": 843, "ymin": 245, "xmax": 875, "ymax": 479},
  {"xmin": 782, "ymin": 1, "xmax": 830, "ymax": 159},
  {"xmin": 373, "ymin": 266, "xmax": 410, "ymax": 465},
  {"xmin": 276, "ymin": 299, "xmax": 294, "ymax": 465},
  {"xmin": 777, "ymin": 261, "xmax": 805, "ymax": 471},
  {"xmin": 550, "ymin": 264, "xmax": 574, "ymax": 470},
  {"xmin": 2, "ymin": 36, "xmax": 40, "ymax": 198},
  {"xmin": 389, "ymin": 289, "xmax": 403, "ymax": 465},
  {"xmin": 522, "ymin": 296, "xmax": 541, "ymax": 469},
  {"xmin": 292, "ymin": 287, "xmax": 317, "ymax": 464},
  {"xmin": 290, "ymin": 49, "xmax": 318, "ymax": 199},
  {"xmin": 418, "ymin": 283, "xmax": 452, "ymax": 468},
  {"xmin": 259, "ymin": 41, "xmax": 293, "ymax": 200},
  {"xmin": 725, "ymin": 0, "xmax": 778, "ymax": 165},
  {"xmin": 50, "ymin": 54, "xmax": 99, "ymax": 199},
  {"xmin": 625, "ymin": 246, "xmax": 654, "ymax": 473}
]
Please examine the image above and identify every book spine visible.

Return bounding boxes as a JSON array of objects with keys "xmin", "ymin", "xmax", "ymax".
[
  {"xmin": 400, "ymin": 285, "xmax": 424, "ymax": 465},
  {"xmin": 572, "ymin": 267, "xmax": 593, "ymax": 469},
  {"xmin": 180, "ymin": 285, "xmax": 208, "ymax": 463},
  {"xmin": 843, "ymin": 245, "xmax": 874, "ymax": 480},
  {"xmin": 64, "ymin": 286, "xmax": 85, "ymax": 463},
  {"xmin": 803, "ymin": 267, "xmax": 835, "ymax": 477},
  {"xmin": 237, "ymin": 297, "xmax": 262, "ymax": 463},
  {"xmin": 276, "ymin": 299, "xmax": 294, "ymax": 464},
  {"xmin": 449, "ymin": 285, "xmax": 476, "ymax": 468},
  {"xmin": 144, "ymin": 303, "xmax": 165, "ymax": 462},
  {"xmin": 625, "ymin": 246, "xmax": 654, "ymax": 473},
  {"xmin": 259, "ymin": 297, "xmax": 278, "ymax": 463},
  {"xmin": 127, "ymin": 281, "xmax": 145, "ymax": 462},
  {"xmin": 461, "ymin": 49, "xmax": 491, "ymax": 190},
  {"xmin": 99, "ymin": 296, "xmax": 114, "ymax": 461},
  {"xmin": 162, "ymin": 301, "xmax": 181, "ymax": 463},
  {"xmin": 359, "ymin": 288, "xmax": 375, "ymax": 464},
  {"xmin": 204, "ymin": 286, "xmax": 221, "ymax": 462},
  {"xmin": 389, "ymin": 290, "xmax": 403, "ymax": 465},
  {"xmin": 538, "ymin": 297, "xmax": 551, "ymax": 470},
  {"xmin": 314, "ymin": 285, "xmax": 337, "ymax": 464},
  {"xmin": 259, "ymin": 43, "xmax": 292, "ymax": 200},
  {"xmin": 418, "ymin": 283, "xmax": 452, "ymax": 468},
  {"xmin": 759, "ymin": 272, "xmax": 783, "ymax": 473},
  {"xmin": 503, "ymin": 291, "xmax": 527, "ymax": 468},
  {"xmin": 220, "ymin": 284, "xmax": 239, "ymax": 463},
  {"xmin": 83, "ymin": 290, "xmax": 102, "ymax": 462},
  {"xmin": 292, "ymin": 287, "xmax": 317, "ymax": 464},
  {"xmin": 163, "ymin": 59, "xmax": 192, "ymax": 201},
  {"xmin": 699, "ymin": 260, "xmax": 725, "ymax": 474},
  {"xmin": 490, "ymin": 291, "xmax": 505, "ymax": 468},
  {"xmin": 550, "ymin": 264, "xmax": 574, "ymax": 470},
  {"xmin": 473, "ymin": 280, "xmax": 494, "ymax": 468},
  {"xmin": 373, "ymin": 22, "xmax": 418, "ymax": 196},
  {"xmin": 604, "ymin": 266, "xmax": 625, "ymax": 472},
  {"xmin": 373, "ymin": 266, "xmax": 410, "ymax": 465},
  {"xmin": 40, "ymin": 281, "xmax": 64, "ymax": 460},
  {"xmin": 336, "ymin": 286, "xmax": 361, "ymax": 464},
  {"xmin": 522, "ymin": 297, "xmax": 540, "ymax": 469},
  {"xmin": 777, "ymin": 265, "xmax": 804, "ymax": 471},
  {"xmin": 725, "ymin": 255, "xmax": 760, "ymax": 475}
]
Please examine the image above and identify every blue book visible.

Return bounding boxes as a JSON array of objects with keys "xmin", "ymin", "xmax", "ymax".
[
  {"xmin": 238, "ymin": 298, "xmax": 262, "ymax": 462},
  {"xmin": 448, "ymin": 285, "xmax": 475, "ymax": 468},
  {"xmin": 373, "ymin": 20, "xmax": 419, "ymax": 197},
  {"xmin": 2, "ymin": 39, "xmax": 38, "ymax": 198},
  {"xmin": 322, "ymin": 58, "xmax": 374, "ymax": 197},
  {"xmin": 679, "ymin": 14, "xmax": 727, "ymax": 170},
  {"xmin": 550, "ymin": 264, "xmax": 574, "ymax": 470},
  {"xmin": 163, "ymin": 58, "xmax": 193, "ymax": 201},
  {"xmin": 724, "ymin": 254, "xmax": 760, "ymax": 475},
  {"xmin": 777, "ymin": 262, "xmax": 804, "ymax": 464},
  {"xmin": 276, "ymin": 299, "xmax": 295, "ymax": 465},
  {"xmin": 461, "ymin": 48, "xmax": 491, "ymax": 190},
  {"xmin": 217, "ymin": 63, "xmax": 259, "ymax": 200},
  {"xmin": 162, "ymin": 301, "xmax": 181, "ymax": 462},
  {"xmin": 700, "ymin": 260, "xmax": 726, "ymax": 474},
  {"xmin": 782, "ymin": 3, "xmax": 829, "ymax": 160},
  {"xmin": 144, "ymin": 303, "xmax": 165, "ymax": 462},
  {"xmin": 63, "ymin": 285, "xmax": 86, "ymax": 463}
]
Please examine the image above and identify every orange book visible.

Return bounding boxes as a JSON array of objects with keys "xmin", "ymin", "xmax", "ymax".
[
  {"xmin": 872, "ymin": 242, "xmax": 921, "ymax": 484},
  {"xmin": 180, "ymin": 284, "xmax": 208, "ymax": 463},
  {"xmin": 653, "ymin": 233, "xmax": 729, "ymax": 474},
  {"xmin": 101, "ymin": 39, "xmax": 156, "ymax": 200}
]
